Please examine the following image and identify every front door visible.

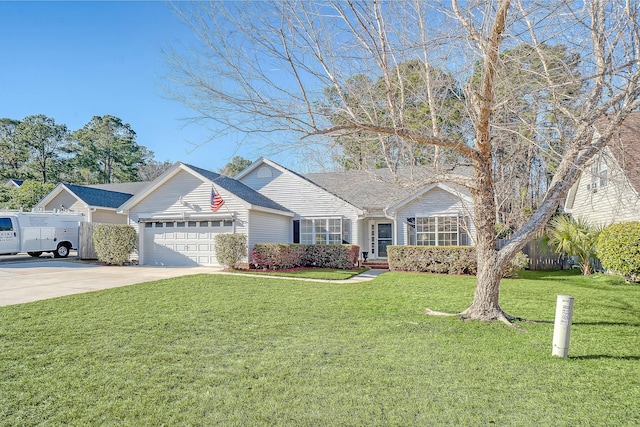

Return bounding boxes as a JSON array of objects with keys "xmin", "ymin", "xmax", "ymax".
[{"xmin": 376, "ymin": 223, "xmax": 393, "ymax": 258}]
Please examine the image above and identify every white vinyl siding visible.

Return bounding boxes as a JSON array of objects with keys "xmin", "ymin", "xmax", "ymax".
[
  {"xmin": 395, "ymin": 187, "xmax": 475, "ymax": 246},
  {"xmin": 569, "ymin": 148, "xmax": 640, "ymax": 226},
  {"xmin": 240, "ymin": 163, "xmax": 361, "ymax": 246},
  {"xmin": 128, "ymin": 169, "xmax": 247, "ymax": 234},
  {"xmin": 248, "ymin": 210, "xmax": 291, "ymax": 257}
]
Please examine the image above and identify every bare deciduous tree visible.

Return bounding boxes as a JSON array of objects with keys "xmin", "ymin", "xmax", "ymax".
[{"xmin": 165, "ymin": 0, "xmax": 640, "ymax": 324}]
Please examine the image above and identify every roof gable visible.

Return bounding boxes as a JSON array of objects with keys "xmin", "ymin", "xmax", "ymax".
[
  {"xmin": 35, "ymin": 182, "xmax": 135, "ymax": 210},
  {"xmin": 4, "ymin": 179, "xmax": 23, "ymax": 188},
  {"xmin": 119, "ymin": 162, "xmax": 290, "ymax": 214},
  {"xmin": 185, "ymin": 164, "xmax": 291, "ymax": 213},
  {"xmin": 385, "ymin": 182, "xmax": 473, "ymax": 214},
  {"xmin": 237, "ymin": 157, "xmax": 365, "ymax": 213}
]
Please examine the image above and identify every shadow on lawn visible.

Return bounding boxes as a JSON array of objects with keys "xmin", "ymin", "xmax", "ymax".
[
  {"xmin": 570, "ymin": 354, "xmax": 640, "ymax": 361},
  {"xmin": 572, "ymin": 321, "xmax": 640, "ymax": 327},
  {"xmin": 528, "ymin": 320, "xmax": 639, "ymax": 327}
]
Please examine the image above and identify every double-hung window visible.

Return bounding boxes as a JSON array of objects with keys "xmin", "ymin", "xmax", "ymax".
[
  {"xmin": 409, "ymin": 215, "xmax": 470, "ymax": 246},
  {"xmin": 299, "ymin": 218, "xmax": 343, "ymax": 244},
  {"xmin": 589, "ymin": 157, "xmax": 608, "ymax": 190}
]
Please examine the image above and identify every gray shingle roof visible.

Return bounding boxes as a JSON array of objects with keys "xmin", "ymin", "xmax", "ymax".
[
  {"xmin": 63, "ymin": 183, "xmax": 135, "ymax": 209},
  {"xmin": 185, "ymin": 164, "xmax": 291, "ymax": 213},
  {"xmin": 304, "ymin": 166, "xmax": 473, "ymax": 209},
  {"xmin": 606, "ymin": 112, "xmax": 640, "ymax": 193},
  {"xmin": 87, "ymin": 181, "xmax": 150, "ymax": 195}
]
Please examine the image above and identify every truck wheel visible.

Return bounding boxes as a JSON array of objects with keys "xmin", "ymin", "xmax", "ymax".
[
  {"xmin": 54, "ymin": 244, "xmax": 70, "ymax": 258},
  {"xmin": 27, "ymin": 252, "xmax": 42, "ymax": 258}
]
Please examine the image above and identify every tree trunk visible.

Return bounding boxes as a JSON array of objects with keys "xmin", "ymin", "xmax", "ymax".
[
  {"xmin": 464, "ymin": 251, "xmax": 507, "ymax": 321},
  {"xmin": 462, "ymin": 159, "xmax": 512, "ymax": 322}
]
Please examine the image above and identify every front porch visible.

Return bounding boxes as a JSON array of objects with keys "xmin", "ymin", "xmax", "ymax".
[{"xmin": 362, "ymin": 260, "xmax": 390, "ymax": 269}]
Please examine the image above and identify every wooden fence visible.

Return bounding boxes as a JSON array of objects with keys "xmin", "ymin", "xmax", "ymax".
[
  {"xmin": 79, "ymin": 221, "xmax": 98, "ymax": 260},
  {"xmin": 497, "ymin": 238, "xmax": 569, "ymax": 270}
]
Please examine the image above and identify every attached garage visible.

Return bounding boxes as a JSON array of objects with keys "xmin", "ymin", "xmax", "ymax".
[
  {"xmin": 119, "ymin": 162, "xmax": 293, "ymax": 267},
  {"xmin": 141, "ymin": 219, "xmax": 233, "ymax": 266}
]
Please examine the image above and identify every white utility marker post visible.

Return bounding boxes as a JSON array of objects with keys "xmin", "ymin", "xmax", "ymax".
[{"xmin": 552, "ymin": 295, "xmax": 575, "ymax": 357}]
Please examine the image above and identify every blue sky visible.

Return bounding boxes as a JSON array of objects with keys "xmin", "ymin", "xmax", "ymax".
[{"xmin": 0, "ymin": 1, "xmax": 274, "ymax": 172}]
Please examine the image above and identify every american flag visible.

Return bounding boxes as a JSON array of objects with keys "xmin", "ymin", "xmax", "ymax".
[{"xmin": 210, "ymin": 189, "xmax": 225, "ymax": 212}]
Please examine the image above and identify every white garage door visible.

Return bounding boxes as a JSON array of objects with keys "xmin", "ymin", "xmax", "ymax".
[{"xmin": 142, "ymin": 220, "xmax": 233, "ymax": 266}]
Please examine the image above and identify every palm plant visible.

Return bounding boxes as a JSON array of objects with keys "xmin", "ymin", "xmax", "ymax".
[{"xmin": 545, "ymin": 215, "xmax": 600, "ymax": 275}]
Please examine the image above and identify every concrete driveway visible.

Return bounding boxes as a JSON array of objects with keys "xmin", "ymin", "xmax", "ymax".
[{"xmin": 0, "ymin": 257, "xmax": 218, "ymax": 307}]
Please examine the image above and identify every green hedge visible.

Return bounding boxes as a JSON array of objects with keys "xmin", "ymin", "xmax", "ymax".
[
  {"xmin": 388, "ymin": 245, "xmax": 529, "ymax": 277},
  {"xmin": 214, "ymin": 234, "xmax": 247, "ymax": 269},
  {"xmin": 252, "ymin": 244, "xmax": 360, "ymax": 270},
  {"xmin": 596, "ymin": 221, "xmax": 640, "ymax": 281},
  {"xmin": 388, "ymin": 245, "xmax": 477, "ymax": 275},
  {"xmin": 93, "ymin": 224, "xmax": 137, "ymax": 266}
]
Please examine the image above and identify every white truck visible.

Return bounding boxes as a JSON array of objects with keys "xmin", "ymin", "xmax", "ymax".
[{"xmin": 0, "ymin": 211, "xmax": 83, "ymax": 258}]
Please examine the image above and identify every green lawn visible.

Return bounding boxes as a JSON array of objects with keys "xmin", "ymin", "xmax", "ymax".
[
  {"xmin": 1, "ymin": 270, "xmax": 639, "ymax": 426},
  {"xmin": 229, "ymin": 267, "xmax": 369, "ymax": 280}
]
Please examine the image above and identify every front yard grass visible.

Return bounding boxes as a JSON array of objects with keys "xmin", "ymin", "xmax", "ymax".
[
  {"xmin": 230, "ymin": 267, "xmax": 369, "ymax": 280},
  {"xmin": 1, "ymin": 270, "xmax": 639, "ymax": 426}
]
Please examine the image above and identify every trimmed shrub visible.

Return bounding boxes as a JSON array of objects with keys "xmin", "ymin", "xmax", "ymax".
[
  {"xmin": 251, "ymin": 243, "xmax": 306, "ymax": 269},
  {"xmin": 596, "ymin": 222, "xmax": 640, "ymax": 281},
  {"xmin": 503, "ymin": 251, "xmax": 530, "ymax": 278},
  {"xmin": 214, "ymin": 234, "xmax": 248, "ymax": 269},
  {"xmin": 93, "ymin": 224, "xmax": 137, "ymax": 266},
  {"xmin": 389, "ymin": 245, "xmax": 528, "ymax": 277},
  {"xmin": 305, "ymin": 244, "xmax": 360, "ymax": 269},
  {"xmin": 251, "ymin": 244, "xmax": 360, "ymax": 270},
  {"xmin": 388, "ymin": 246, "xmax": 477, "ymax": 275}
]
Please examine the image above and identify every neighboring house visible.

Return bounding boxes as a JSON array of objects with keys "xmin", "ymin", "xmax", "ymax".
[
  {"xmin": 35, "ymin": 182, "xmax": 148, "ymax": 224},
  {"xmin": 236, "ymin": 158, "xmax": 476, "ymax": 261},
  {"xmin": 564, "ymin": 113, "xmax": 640, "ymax": 226},
  {"xmin": 4, "ymin": 179, "xmax": 23, "ymax": 189},
  {"xmin": 118, "ymin": 162, "xmax": 293, "ymax": 267}
]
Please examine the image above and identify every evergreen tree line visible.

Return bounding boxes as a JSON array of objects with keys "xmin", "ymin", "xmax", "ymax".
[{"xmin": 0, "ymin": 114, "xmax": 172, "ymax": 185}]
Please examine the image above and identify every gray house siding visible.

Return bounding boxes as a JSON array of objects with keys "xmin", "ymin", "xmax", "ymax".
[
  {"xmin": 566, "ymin": 150, "xmax": 640, "ymax": 226},
  {"xmin": 239, "ymin": 163, "xmax": 362, "ymax": 247},
  {"xmin": 393, "ymin": 187, "xmax": 476, "ymax": 246},
  {"xmin": 248, "ymin": 210, "xmax": 292, "ymax": 254}
]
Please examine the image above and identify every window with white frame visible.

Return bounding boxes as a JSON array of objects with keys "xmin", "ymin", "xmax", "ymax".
[
  {"xmin": 589, "ymin": 157, "xmax": 608, "ymax": 190},
  {"xmin": 300, "ymin": 218, "xmax": 344, "ymax": 244},
  {"xmin": 410, "ymin": 215, "xmax": 470, "ymax": 246}
]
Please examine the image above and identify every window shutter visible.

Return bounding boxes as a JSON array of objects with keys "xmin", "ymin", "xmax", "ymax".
[
  {"xmin": 406, "ymin": 217, "xmax": 416, "ymax": 245},
  {"xmin": 293, "ymin": 220, "xmax": 300, "ymax": 244}
]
